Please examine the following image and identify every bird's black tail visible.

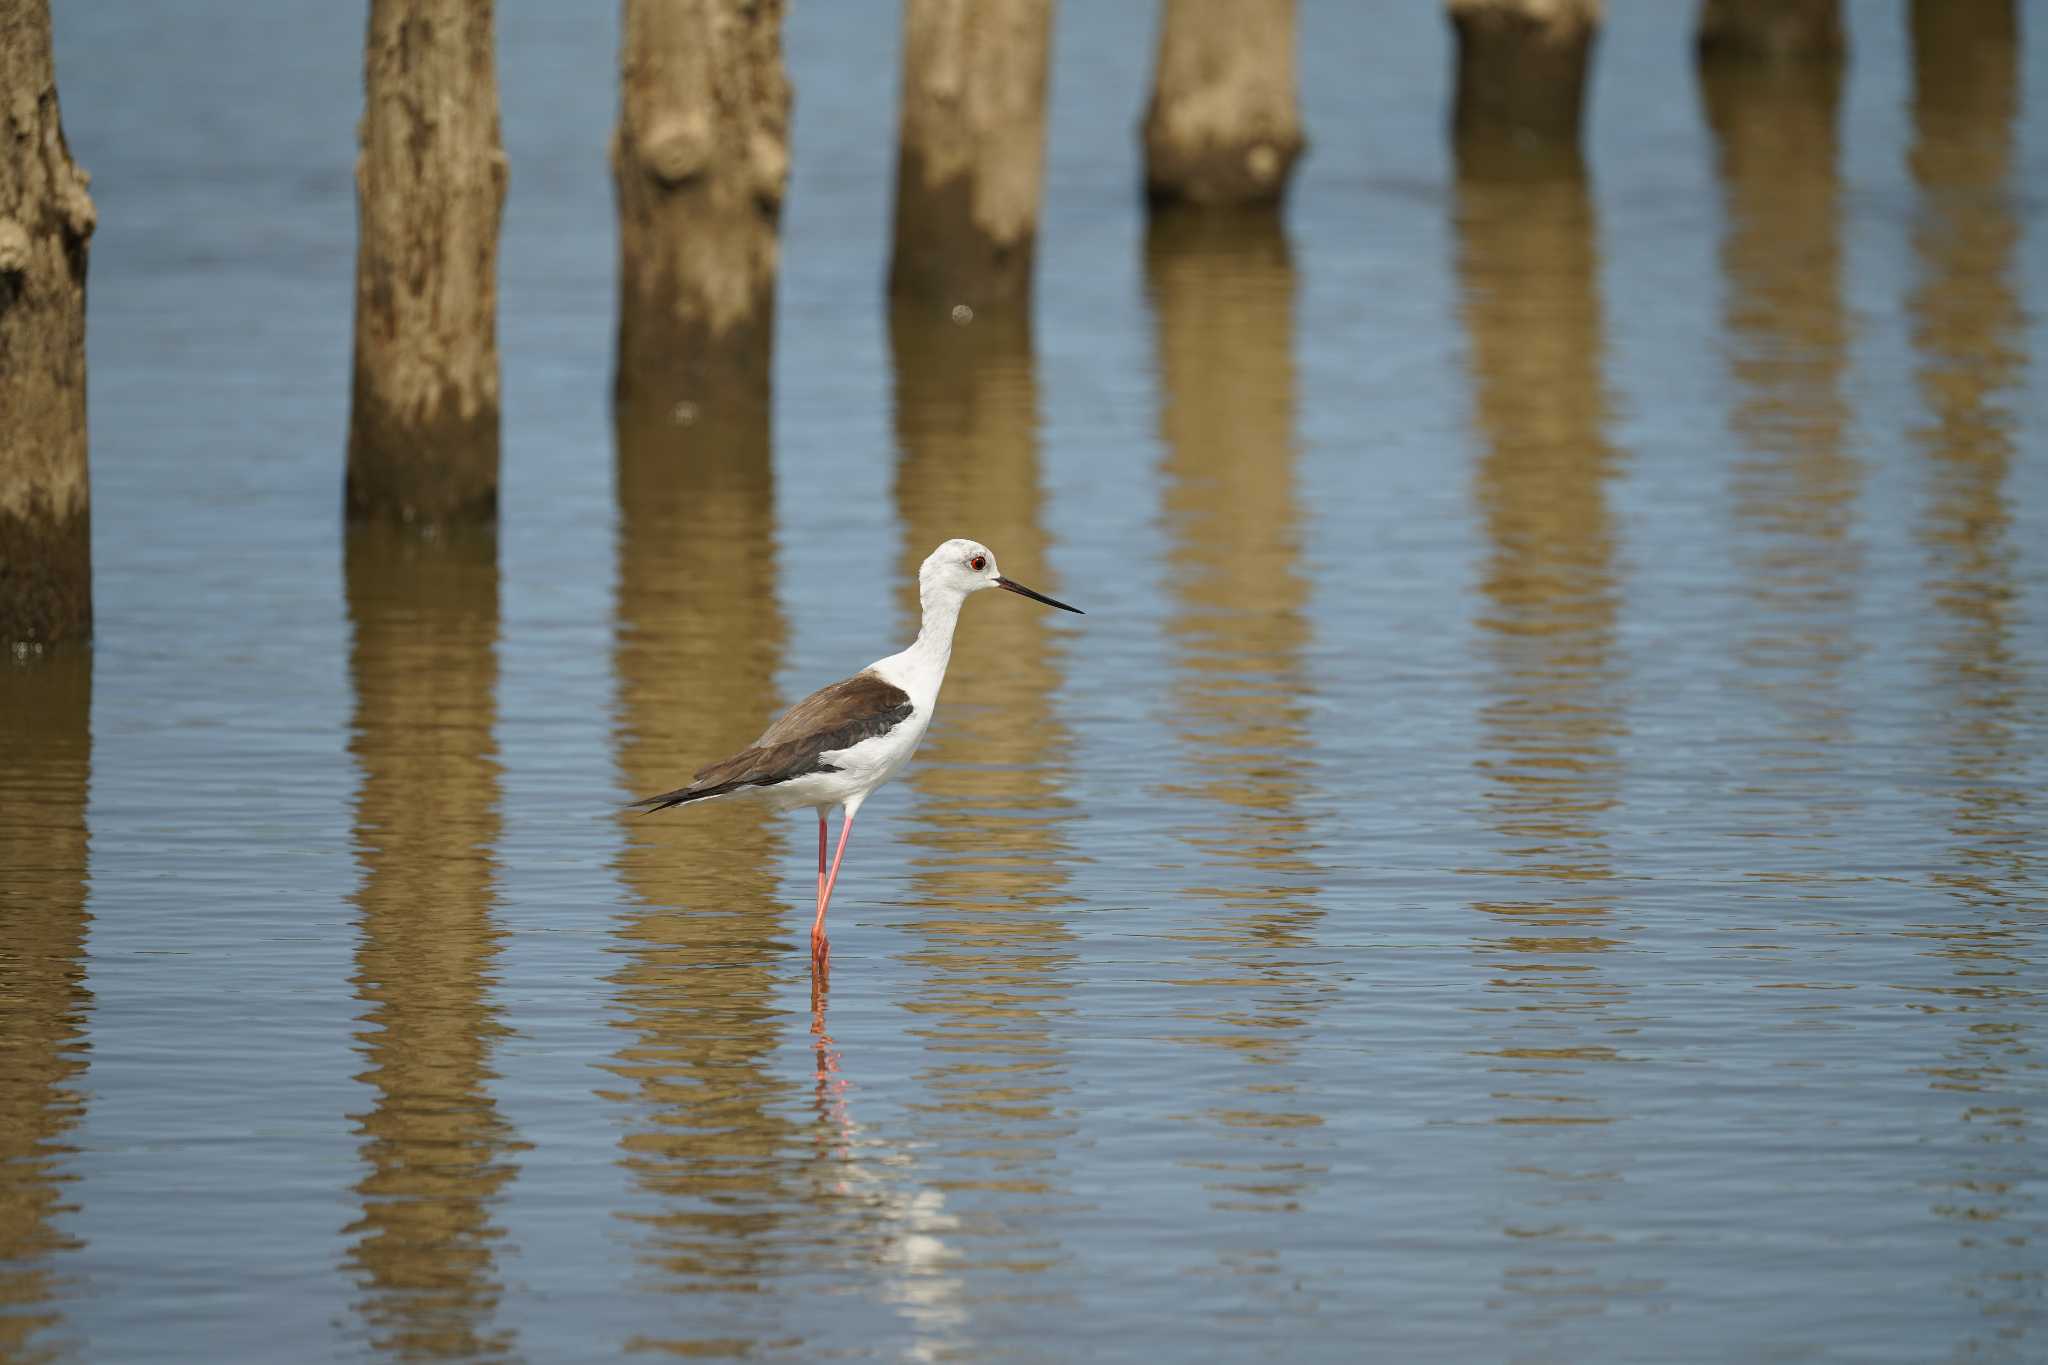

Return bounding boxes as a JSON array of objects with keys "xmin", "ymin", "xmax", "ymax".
[
  {"xmin": 625, "ymin": 781, "xmax": 746, "ymax": 815},
  {"xmin": 625, "ymin": 787, "xmax": 697, "ymax": 815}
]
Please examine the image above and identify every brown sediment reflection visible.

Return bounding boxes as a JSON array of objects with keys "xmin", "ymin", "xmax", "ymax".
[
  {"xmin": 1453, "ymin": 158, "xmax": 1638, "ymax": 1309},
  {"xmin": 887, "ymin": 304, "xmax": 1080, "ymax": 1281},
  {"xmin": 1146, "ymin": 210, "xmax": 1331, "ymax": 1226},
  {"xmin": 342, "ymin": 527, "xmax": 520, "ymax": 1360},
  {"xmin": 1701, "ymin": 55, "xmax": 1864, "ymax": 849},
  {"xmin": 1456, "ymin": 166, "xmax": 1625, "ymax": 901},
  {"xmin": 0, "ymin": 653, "xmax": 92, "ymax": 1362},
  {"xmin": 603, "ymin": 400, "xmax": 805, "ymax": 1334},
  {"xmin": 1904, "ymin": 5, "xmax": 2043, "ymax": 1349}
]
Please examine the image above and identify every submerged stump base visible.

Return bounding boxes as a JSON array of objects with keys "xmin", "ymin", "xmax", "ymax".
[
  {"xmin": 0, "ymin": 499, "xmax": 92, "ymax": 648},
  {"xmin": 344, "ymin": 391, "xmax": 501, "ymax": 529},
  {"xmin": 1448, "ymin": 0, "xmax": 1601, "ymax": 168},
  {"xmin": 1697, "ymin": 0, "xmax": 1844, "ymax": 64}
]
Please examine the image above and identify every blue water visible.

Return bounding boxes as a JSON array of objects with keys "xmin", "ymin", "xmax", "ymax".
[{"xmin": 4, "ymin": 3, "xmax": 2046, "ymax": 1360}]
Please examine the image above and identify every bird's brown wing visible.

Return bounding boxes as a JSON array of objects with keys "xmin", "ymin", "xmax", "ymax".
[{"xmin": 628, "ymin": 671, "xmax": 914, "ymax": 813}]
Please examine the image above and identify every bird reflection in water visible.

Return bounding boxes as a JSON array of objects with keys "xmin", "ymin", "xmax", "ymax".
[{"xmin": 809, "ymin": 956, "xmax": 977, "ymax": 1353}]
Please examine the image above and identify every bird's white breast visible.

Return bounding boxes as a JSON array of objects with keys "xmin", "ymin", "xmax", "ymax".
[
  {"xmin": 756, "ymin": 647, "xmax": 944, "ymax": 813},
  {"xmin": 763, "ymin": 700, "xmax": 930, "ymax": 813}
]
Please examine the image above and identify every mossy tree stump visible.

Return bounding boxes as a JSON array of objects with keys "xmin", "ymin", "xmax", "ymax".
[
  {"xmin": 1697, "ymin": 0, "xmax": 1843, "ymax": 64},
  {"xmin": 1447, "ymin": 0, "xmax": 1603, "ymax": 175}
]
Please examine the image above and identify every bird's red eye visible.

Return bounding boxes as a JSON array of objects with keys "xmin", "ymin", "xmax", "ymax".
[{"xmin": 969, "ymin": 555, "xmax": 987, "ymax": 571}]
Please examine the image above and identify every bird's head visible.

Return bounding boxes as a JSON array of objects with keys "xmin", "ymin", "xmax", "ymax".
[{"xmin": 920, "ymin": 538, "xmax": 1083, "ymax": 614}]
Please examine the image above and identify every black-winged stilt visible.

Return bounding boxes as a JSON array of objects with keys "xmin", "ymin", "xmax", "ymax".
[{"xmin": 631, "ymin": 538, "xmax": 1083, "ymax": 964}]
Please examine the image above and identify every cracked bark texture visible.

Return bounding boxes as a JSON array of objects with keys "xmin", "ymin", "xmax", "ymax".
[
  {"xmin": 888, "ymin": 0, "xmax": 1054, "ymax": 316},
  {"xmin": 1447, "ymin": 0, "xmax": 1602, "ymax": 176},
  {"xmin": 1697, "ymin": 0, "xmax": 1843, "ymax": 64},
  {"xmin": 613, "ymin": 0, "xmax": 790, "ymax": 429},
  {"xmin": 1143, "ymin": 0, "xmax": 1304, "ymax": 209},
  {"xmin": 346, "ymin": 0, "xmax": 507, "ymax": 528},
  {"xmin": 0, "ymin": 0, "xmax": 94, "ymax": 646}
]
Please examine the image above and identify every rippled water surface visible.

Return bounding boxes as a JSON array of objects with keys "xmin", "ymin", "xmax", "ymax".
[{"xmin": 7, "ymin": 5, "xmax": 2048, "ymax": 1361}]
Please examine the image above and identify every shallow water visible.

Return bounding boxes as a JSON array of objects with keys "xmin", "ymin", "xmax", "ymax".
[{"xmin": 6, "ymin": 4, "xmax": 2048, "ymax": 1361}]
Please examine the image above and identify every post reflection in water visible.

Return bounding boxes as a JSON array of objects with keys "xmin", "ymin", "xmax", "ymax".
[
  {"xmin": 1452, "ymin": 158, "xmax": 1637, "ymax": 1316},
  {"xmin": 1702, "ymin": 54, "xmax": 1863, "ymax": 857},
  {"xmin": 0, "ymin": 655, "xmax": 92, "ymax": 1362},
  {"xmin": 886, "ymin": 302, "xmax": 1080, "ymax": 1318},
  {"xmin": 1143, "ymin": 210, "xmax": 1333, "ymax": 1252},
  {"xmin": 602, "ymin": 399, "xmax": 809, "ymax": 1351},
  {"xmin": 1903, "ymin": 5, "xmax": 2044, "ymax": 1348},
  {"xmin": 341, "ymin": 528, "xmax": 520, "ymax": 1360}
]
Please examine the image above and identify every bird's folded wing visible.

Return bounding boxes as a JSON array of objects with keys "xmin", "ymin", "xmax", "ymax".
[{"xmin": 630, "ymin": 671, "xmax": 915, "ymax": 811}]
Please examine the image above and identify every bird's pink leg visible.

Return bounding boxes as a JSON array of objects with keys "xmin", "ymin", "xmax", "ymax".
[
  {"xmin": 812, "ymin": 810, "xmax": 857, "ymax": 964},
  {"xmin": 816, "ymin": 810, "xmax": 828, "ymax": 916}
]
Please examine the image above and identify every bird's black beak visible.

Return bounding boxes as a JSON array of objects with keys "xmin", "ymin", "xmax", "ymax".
[{"xmin": 995, "ymin": 576, "xmax": 1084, "ymax": 614}]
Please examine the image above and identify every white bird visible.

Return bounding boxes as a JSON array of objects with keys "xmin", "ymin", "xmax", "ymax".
[{"xmin": 631, "ymin": 538, "xmax": 1083, "ymax": 965}]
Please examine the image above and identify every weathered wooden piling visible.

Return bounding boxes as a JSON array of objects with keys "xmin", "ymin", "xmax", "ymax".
[
  {"xmin": 1143, "ymin": 0, "xmax": 1305, "ymax": 209},
  {"xmin": 0, "ymin": 1, "xmax": 95, "ymax": 647},
  {"xmin": 888, "ymin": 0, "xmax": 1055, "ymax": 314},
  {"xmin": 1446, "ymin": 0, "xmax": 1602, "ymax": 174},
  {"xmin": 614, "ymin": 0, "xmax": 791, "ymax": 424},
  {"xmin": 345, "ymin": 0, "xmax": 507, "ymax": 529},
  {"xmin": 1697, "ymin": 0, "xmax": 1843, "ymax": 64}
]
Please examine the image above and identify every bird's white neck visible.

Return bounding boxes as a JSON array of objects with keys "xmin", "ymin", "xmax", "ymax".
[
  {"xmin": 908, "ymin": 583, "xmax": 965, "ymax": 671},
  {"xmin": 875, "ymin": 583, "xmax": 965, "ymax": 701}
]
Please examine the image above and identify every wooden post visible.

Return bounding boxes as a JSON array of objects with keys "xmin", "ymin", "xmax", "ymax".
[
  {"xmin": 0, "ymin": 0, "xmax": 95, "ymax": 646},
  {"xmin": 1143, "ymin": 0, "xmax": 1305, "ymax": 209},
  {"xmin": 613, "ymin": 0, "xmax": 791, "ymax": 425},
  {"xmin": 1697, "ymin": 0, "xmax": 1843, "ymax": 64},
  {"xmin": 1446, "ymin": 0, "xmax": 1602, "ymax": 174},
  {"xmin": 888, "ymin": 0, "xmax": 1055, "ymax": 315},
  {"xmin": 346, "ymin": 0, "xmax": 507, "ymax": 529}
]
